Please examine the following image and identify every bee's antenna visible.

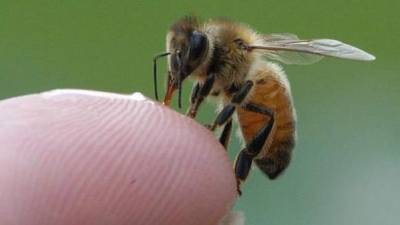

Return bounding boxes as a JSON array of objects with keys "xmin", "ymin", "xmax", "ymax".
[
  {"xmin": 153, "ymin": 52, "xmax": 171, "ymax": 101},
  {"xmin": 175, "ymin": 51, "xmax": 183, "ymax": 109},
  {"xmin": 178, "ymin": 78, "xmax": 182, "ymax": 108}
]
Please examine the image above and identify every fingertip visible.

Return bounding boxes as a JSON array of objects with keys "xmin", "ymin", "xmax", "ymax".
[{"xmin": 0, "ymin": 89, "xmax": 237, "ymax": 225}]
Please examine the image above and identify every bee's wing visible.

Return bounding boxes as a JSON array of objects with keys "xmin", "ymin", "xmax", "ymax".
[{"xmin": 257, "ymin": 33, "xmax": 375, "ymax": 65}]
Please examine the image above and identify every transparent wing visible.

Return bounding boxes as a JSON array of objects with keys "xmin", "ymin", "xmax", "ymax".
[
  {"xmin": 257, "ymin": 33, "xmax": 375, "ymax": 65},
  {"xmin": 262, "ymin": 50, "xmax": 324, "ymax": 65}
]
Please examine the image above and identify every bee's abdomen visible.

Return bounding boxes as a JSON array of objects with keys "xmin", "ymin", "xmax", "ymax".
[{"xmin": 237, "ymin": 75, "xmax": 296, "ymax": 179}]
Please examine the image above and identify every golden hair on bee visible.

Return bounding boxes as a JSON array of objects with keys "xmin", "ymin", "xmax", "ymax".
[{"xmin": 153, "ymin": 16, "xmax": 375, "ymax": 195}]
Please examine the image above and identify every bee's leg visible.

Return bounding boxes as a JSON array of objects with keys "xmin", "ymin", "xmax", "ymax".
[
  {"xmin": 187, "ymin": 82, "xmax": 200, "ymax": 114},
  {"xmin": 186, "ymin": 74, "xmax": 215, "ymax": 118},
  {"xmin": 235, "ymin": 102, "xmax": 274, "ymax": 195},
  {"xmin": 219, "ymin": 119, "xmax": 233, "ymax": 149},
  {"xmin": 210, "ymin": 80, "xmax": 254, "ymax": 131}
]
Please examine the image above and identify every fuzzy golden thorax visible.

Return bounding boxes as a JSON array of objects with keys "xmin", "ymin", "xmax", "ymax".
[{"xmin": 194, "ymin": 19, "xmax": 260, "ymax": 96}]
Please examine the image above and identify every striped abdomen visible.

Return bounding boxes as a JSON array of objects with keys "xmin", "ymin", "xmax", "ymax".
[{"xmin": 236, "ymin": 67, "xmax": 296, "ymax": 179}]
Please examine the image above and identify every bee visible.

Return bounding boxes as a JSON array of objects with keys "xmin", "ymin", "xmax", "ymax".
[{"xmin": 153, "ymin": 16, "xmax": 375, "ymax": 194}]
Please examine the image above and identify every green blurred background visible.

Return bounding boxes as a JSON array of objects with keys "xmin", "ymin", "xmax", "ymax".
[{"xmin": 1, "ymin": 1, "xmax": 399, "ymax": 225}]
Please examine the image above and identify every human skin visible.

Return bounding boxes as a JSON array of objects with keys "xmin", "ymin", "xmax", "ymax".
[{"xmin": 0, "ymin": 90, "xmax": 237, "ymax": 225}]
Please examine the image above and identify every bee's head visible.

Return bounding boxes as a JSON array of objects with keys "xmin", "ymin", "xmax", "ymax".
[
  {"xmin": 163, "ymin": 16, "xmax": 209, "ymax": 107},
  {"xmin": 168, "ymin": 31, "xmax": 209, "ymax": 82}
]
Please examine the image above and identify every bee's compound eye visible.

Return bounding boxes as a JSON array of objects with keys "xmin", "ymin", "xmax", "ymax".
[{"xmin": 189, "ymin": 31, "xmax": 208, "ymax": 60}]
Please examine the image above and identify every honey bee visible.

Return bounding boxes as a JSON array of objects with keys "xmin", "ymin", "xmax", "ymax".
[{"xmin": 153, "ymin": 16, "xmax": 375, "ymax": 194}]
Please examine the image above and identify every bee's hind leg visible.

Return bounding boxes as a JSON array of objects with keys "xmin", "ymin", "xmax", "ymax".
[
  {"xmin": 206, "ymin": 80, "xmax": 255, "ymax": 195},
  {"xmin": 235, "ymin": 103, "xmax": 274, "ymax": 195}
]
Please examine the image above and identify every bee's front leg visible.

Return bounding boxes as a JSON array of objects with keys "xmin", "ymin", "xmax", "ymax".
[{"xmin": 186, "ymin": 74, "xmax": 215, "ymax": 118}]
